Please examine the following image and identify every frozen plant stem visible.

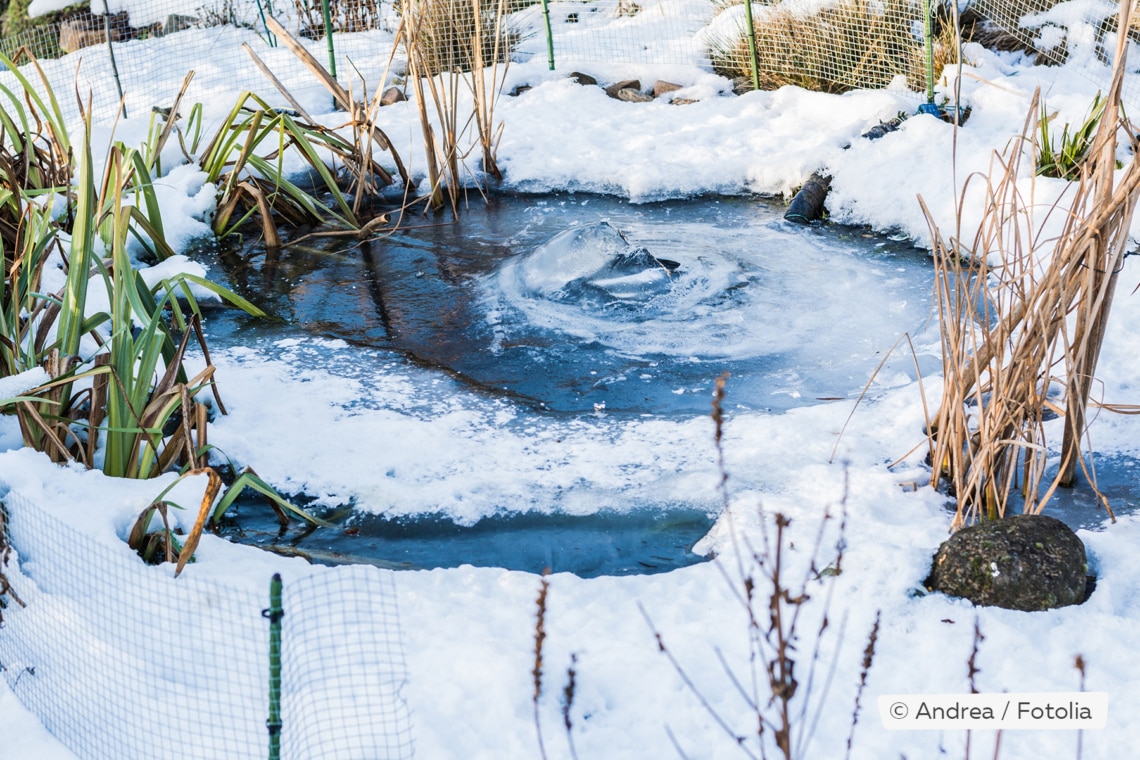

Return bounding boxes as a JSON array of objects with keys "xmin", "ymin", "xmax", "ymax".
[
  {"xmin": 562, "ymin": 653, "xmax": 580, "ymax": 760},
  {"xmin": 533, "ymin": 574, "xmax": 550, "ymax": 760}
]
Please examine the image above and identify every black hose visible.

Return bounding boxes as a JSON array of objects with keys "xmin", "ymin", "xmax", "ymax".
[{"xmin": 784, "ymin": 173, "xmax": 831, "ymax": 224}]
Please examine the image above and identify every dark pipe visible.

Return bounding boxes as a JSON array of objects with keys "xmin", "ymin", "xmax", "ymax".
[{"xmin": 784, "ymin": 173, "xmax": 831, "ymax": 224}]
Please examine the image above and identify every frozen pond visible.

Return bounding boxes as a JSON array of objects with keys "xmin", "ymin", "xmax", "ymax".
[
  {"xmin": 201, "ymin": 194, "xmax": 942, "ymax": 576},
  {"xmin": 208, "ymin": 194, "xmax": 938, "ymax": 415}
]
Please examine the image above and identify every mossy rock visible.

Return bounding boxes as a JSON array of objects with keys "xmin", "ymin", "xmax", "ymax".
[{"xmin": 926, "ymin": 514, "xmax": 1088, "ymax": 611}]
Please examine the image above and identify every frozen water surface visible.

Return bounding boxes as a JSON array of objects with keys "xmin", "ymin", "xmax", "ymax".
[
  {"xmin": 207, "ymin": 193, "xmax": 939, "ymax": 415},
  {"xmin": 201, "ymin": 194, "xmax": 943, "ymax": 575}
]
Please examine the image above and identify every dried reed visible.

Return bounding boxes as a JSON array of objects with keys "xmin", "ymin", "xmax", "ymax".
[
  {"xmin": 532, "ymin": 573, "xmax": 550, "ymax": 760},
  {"xmin": 923, "ymin": 1, "xmax": 1140, "ymax": 527},
  {"xmin": 398, "ymin": 0, "xmax": 512, "ymax": 210}
]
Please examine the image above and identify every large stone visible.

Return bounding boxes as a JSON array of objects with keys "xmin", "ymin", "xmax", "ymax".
[
  {"xmin": 164, "ymin": 14, "xmax": 197, "ymax": 35},
  {"xmin": 926, "ymin": 514, "xmax": 1089, "ymax": 611},
  {"xmin": 379, "ymin": 86, "xmax": 406, "ymax": 106},
  {"xmin": 568, "ymin": 71, "xmax": 596, "ymax": 86},
  {"xmin": 615, "ymin": 88, "xmax": 653, "ymax": 103},
  {"xmin": 604, "ymin": 79, "xmax": 640, "ymax": 98},
  {"xmin": 653, "ymin": 80, "xmax": 682, "ymax": 98}
]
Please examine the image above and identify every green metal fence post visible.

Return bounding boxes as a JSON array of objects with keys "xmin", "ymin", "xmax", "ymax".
[
  {"xmin": 99, "ymin": 0, "xmax": 127, "ymax": 117},
  {"xmin": 915, "ymin": 0, "xmax": 943, "ymax": 115},
  {"xmin": 321, "ymin": 0, "xmax": 337, "ymax": 79},
  {"xmin": 255, "ymin": 0, "xmax": 278, "ymax": 47},
  {"xmin": 924, "ymin": 0, "xmax": 935, "ymax": 105},
  {"xmin": 742, "ymin": 0, "xmax": 760, "ymax": 91},
  {"xmin": 265, "ymin": 573, "xmax": 283, "ymax": 760},
  {"xmin": 540, "ymin": 0, "xmax": 555, "ymax": 70}
]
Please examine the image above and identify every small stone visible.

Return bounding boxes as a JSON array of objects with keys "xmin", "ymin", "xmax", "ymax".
[
  {"xmin": 616, "ymin": 88, "xmax": 654, "ymax": 103},
  {"xmin": 568, "ymin": 72, "xmax": 597, "ymax": 86},
  {"xmin": 379, "ymin": 87, "xmax": 406, "ymax": 106},
  {"xmin": 926, "ymin": 514, "xmax": 1089, "ymax": 611},
  {"xmin": 604, "ymin": 79, "xmax": 641, "ymax": 98},
  {"xmin": 653, "ymin": 80, "xmax": 682, "ymax": 98},
  {"xmin": 164, "ymin": 13, "xmax": 196, "ymax": 34},
  {"xmin": 509, "ymin": 85, "xmax": 532, "ymax": 97},
  {"xmin": 671, "ymin": 98, "xmax": 699, "ymax": 106},
  {"xmin": 731, "ymin": 77, "xmax": 753, "ymax": 95},
  {"xmin": 861, "ymin": 116, "xmax": 905, "ymax": 140}
]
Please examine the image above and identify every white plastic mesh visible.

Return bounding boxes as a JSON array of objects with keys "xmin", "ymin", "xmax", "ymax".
[
  {"xmin": 0, "ymin": 0, "xmax": 1133, "ymax": 117},
  {"xmin": 0, "ymin": 492, "xmax": 413, "ymax": 760}
]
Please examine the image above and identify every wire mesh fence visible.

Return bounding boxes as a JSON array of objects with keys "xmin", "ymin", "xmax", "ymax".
[
  {"xmin": 0, "ymin": 491, "xmax": 413, "ymax": 760},
  {"xmin": 0, "ymin": 0, "xmax": 1135, "ymax": 122}
]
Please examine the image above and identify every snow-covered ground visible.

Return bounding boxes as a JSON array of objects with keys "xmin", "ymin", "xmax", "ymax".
[{"xmin": 4, "ymin": 0, "xmax": 1140, "ymax": 757}]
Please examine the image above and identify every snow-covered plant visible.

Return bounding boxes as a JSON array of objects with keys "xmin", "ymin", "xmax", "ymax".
[
  {"xmin": 10, "ymin": 128, "xmax": 263, "ymax": 480},
  {"xmin": 199, "ymin": 91, "xmax": 364, "ymax": 245},
  {"xmin": 0, "ymin": 55, "xmax": 272, "ymax": 489},
  {"xmin": 1036, "ymin": 92, "xmax": 1108, "ymax": 180}
]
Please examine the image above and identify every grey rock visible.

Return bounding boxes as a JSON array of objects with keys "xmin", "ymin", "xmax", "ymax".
[
  {"xmin": 509, "ymin": 84, "xmax": 532, "ymax": 97},
  {"xmin": 926, "ymin": 514, "xmax": 1089, "ymax": 611},
  {"xmin": 616, "ymin": 88, "xmax": 654, "ymax": 103},
  {"xmin": 604, "ymin": 79, "xmax": 641, "ymax": 98},
  {"xmin": 380, "ymin": 87, "xmax": 406, "ymax": 106},
  {"xmin": 568, "ymin": 72, "xmax": 597, "ymax": 86},
  {"xmin": 164, "ymin": 14, "xmax": 197, "ymax": 34},
  {"xmin": 731, "ymin": 77, "xmax": 753, "ymax": 95}
]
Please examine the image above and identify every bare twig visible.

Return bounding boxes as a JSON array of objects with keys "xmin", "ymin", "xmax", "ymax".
[
  {"xmin": 843, "ymin": 611, "xmax": 879, "ymax": 760},
  {"xmin": 640, "ymin": 602, "xmax": 759, "ymax": 760},
  {"xmin": 533, "ymin": 573, "xmax": 550, "ymax": 760},
  {"xmin": 562, "ymin": 653, "xmax": 580, "ymax": 760}
]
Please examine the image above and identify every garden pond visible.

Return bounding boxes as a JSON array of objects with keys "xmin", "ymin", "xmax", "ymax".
[{"xmin": 195, "ymin": 194, "xmax": 1129, "ymax": 576}]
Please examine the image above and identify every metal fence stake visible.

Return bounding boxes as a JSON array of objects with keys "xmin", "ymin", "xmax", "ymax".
[
  {"xmin": 256, "ymin": 0, "xmax": 278, "ymax": 47},
  {"xmin": 265, "ymin": 573, "xmax": 283, "ymax": 760},
  {"xmin": 540, "ymin": 0, "xmax": 555, "ymax": 70},
  {"xmin": 742, "ymin": 0, "xmax": 760, "ymax": 91},
  {"xmin": 321, "ymin": 0, "xmax": 337, "ymax": 78},
  {"xmin": 100, "ymin": 0, "xmax": 127, "ymax": 117}
]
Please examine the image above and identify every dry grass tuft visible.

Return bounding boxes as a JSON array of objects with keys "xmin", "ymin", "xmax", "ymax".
[
  {"xmin": 710, "ymin": 0, "xmax": 961, "ymax": 94},
  {"xmin": 399, "ymin": 0, "xmax": 516, "ymax": 77},
  {"xmin": 922, "ymin": 2, "xmax": 1140, "ymax": 528},
  {"xmin": 294, "ymin": 0, "xmax": 383, "ymax": 36}
]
